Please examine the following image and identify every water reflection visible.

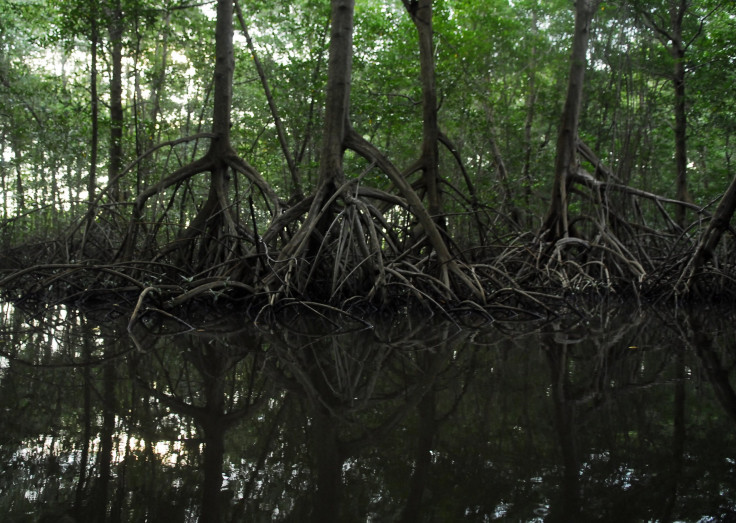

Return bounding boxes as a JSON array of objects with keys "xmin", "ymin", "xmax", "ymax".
[{"xmin": 0, "ymin": 302, "xmax": 735, "ymax": 522}]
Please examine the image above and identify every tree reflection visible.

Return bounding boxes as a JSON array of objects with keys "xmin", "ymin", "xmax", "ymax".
[
  {"xmin": 1, "ymin": 303, "xmax": 735, "ymax": 521},
  {"xmin": 129, "ymin": 314, "xmax": 267, "ymax": 523},
  {"xmin": 259, "ymin": 304, "xmax": 475, "ymax": 522},
  {"xmin": 689, "ymin": 312, "xmax": 736, "ymax": 425}
]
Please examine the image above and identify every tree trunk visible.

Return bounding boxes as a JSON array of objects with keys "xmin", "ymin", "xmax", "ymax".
[
  {"xmin": 272, "ymin": 0, "xmax": 354, "ymax": 267},
  {"xmin": 211, "ymin": 0, "xmax": 234, "ymax": 147},
  {"xmin": 640, "ymin": 0, "xmax": 693, "ymax": 228},
  {"xmin": 403, "ymin": 0, "xmax": 443, "ymax": 224},
  {"xmin": 194, "ymin": 0, "xmax": 238, "ymax": 269},
  {"xmin": 12, "ymin": 140, "xmax": 24, "ymax": 215},
  {"xmin": 1, "ymin": 139, "xmax": 6, "ymax": 221},
  {"xmin": 107, "ymin": 0, "xmax": 124, "ymax": 204},
  {"xmin": 540, "ymin": 0, "xmax": 596, "ymax": 242},
  {"xmin": 693, "ymin": 172, "xmax": 736, "ymax": 266},
  {"xmin": 522, "ymin": 9, "xmax": 538, "ymax": 215},
  {"xmin": 157, "ymin": 0, "xmax": 239, "ymax": 270},
  {"xmin": 318, "ymin": 0, "xmax": 354, "ymax": 191},
  {"xmin": 484, "ymin": 105, "xmax": 512, "ymax": 205},
  {"xmin": 88, "ymin": 5, "xmax": 99, "ymax": 215},
  {"xmin": 670, "ymin": 2, "xmax": 689, "ymax": 227},
  {"xmin": 681, "ymin": 170, "xmax": 736, "ymax": 293},
  {"xmin": 81, "ymin": 1, "xmax": 100, "ymax": 254}
]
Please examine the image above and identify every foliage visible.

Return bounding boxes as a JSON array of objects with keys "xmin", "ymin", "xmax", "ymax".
[{"xmin": 2, "ymin": 0, "xmax": 736, "ymax": 306}]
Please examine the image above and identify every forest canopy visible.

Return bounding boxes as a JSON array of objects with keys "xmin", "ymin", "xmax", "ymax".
[{"xmin": 1, "ymin": 0, "xmax": 736, "ymax": 313}]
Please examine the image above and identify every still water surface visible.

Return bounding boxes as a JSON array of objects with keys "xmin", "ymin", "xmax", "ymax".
[{"xmin": 0, "ymin": 301, "xmax": 734, "ymax": 522}]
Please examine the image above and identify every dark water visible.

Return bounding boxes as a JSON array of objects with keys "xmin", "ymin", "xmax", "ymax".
[{"xmin": 0, "ymin": 301, "xmax": 735, "ymax": 522}]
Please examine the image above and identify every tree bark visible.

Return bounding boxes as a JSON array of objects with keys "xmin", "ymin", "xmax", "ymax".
[
  {"xmin": 1, "ymin": 133, "xmax": 7, "ymax": 221},
  {"xmin": 403, "ymin": 0, "xmax": 443, "ymax": 224},
  {"xmin": 271, "ymin": 0, "xmax": 354, "ymax": 266},
  {"xmin": 540, "ymin": 0, "xmax": 596, "ymax": 242},
  {"xmin": 81, "ymin": 0, "xmax": 100, "ymax": 253},
  {"xmin": 107, "ymin": 0, "xmax": 124, "ymax": 204},
  {"xmin": 130, "ymin": 0, "xmax": 245, "ymax": 269},
  {"xmin": 640, "ymin": 0, "xmax": 693, "ymax": 228},
  {"xmin": 484, "ymin": 104, "xmax": 512, "ymax": 205},
  {"xmin": 693, "ymin": 172, "xmax": 736, "ymax": 266},
  {"xmin": 12, "ymin": 140, "xmax": 24, "ymax": 215},
  {"xmin": 670, "ymin": 1, "xmax": 690, "ymax": 227},
  {"xmin": 211, "ymin": 0, "xmax": 234, "ymax": 150},
  {"xmin": 88, "ymin": 4, "xmax": 99, "ymax": 214},
  {"xmin": 681, "ymin": 170, "xmax": 736, "ymax": 293},
  {"xmin": 318, "ymin": 0, "xmax": 354, "ymax": 191},
  {"xmin": 522, "ymin": 9, "xmax": 538, "ymax": 213}
]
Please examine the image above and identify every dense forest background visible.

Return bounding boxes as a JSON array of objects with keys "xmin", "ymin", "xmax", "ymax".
[{"xmin": 2, "ymin": 0, "xmax": 736, "ymax": 309}]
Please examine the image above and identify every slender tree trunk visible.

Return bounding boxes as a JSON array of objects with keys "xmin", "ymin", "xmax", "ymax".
[
  {"xmin": 81, "ymin": 2, "xmax": 100, "ymax": 253},
  {"xmin": 484, "ymin": 105, "xmax": 512, "ymax": 205},
  {"xmin": 235, "ymin": 0, "xmax": 303, "ymax": 198},
  {"xmin": 641, "ymin": 0, "xmax": 693, "ymax": 227},
  {"xmin": 404, "ymin": 0, "xmax": 443, "ymax": 224},
  {"xmin": 297, "ymin": 19, "xmax": 330, "ymax": 169},
  {"xmin": 50, "ymin": 157, "xmax": 59, "ymax": 229},
  {"xmin": 1, "ymin": 138, "xmax": 6, "ymax": 221},
  {"xmin": 107, "ymin": 0, "xmax": 124, "ymax": 204},
  {"xmin": 163, "ymin": 0, "xmax": 236, "ymax": 269},
  {"xmin": 540, "ymin": 0, "xmax": 596, "ymax": 241},
  {"xmin": 671, "ymin": 7, "xmax": 689, "ymax": 227},
  {"xmin": 202, "ymin": 0, "xmax": 237, "ymax": 229},
  {"xmin": 522, "ymin": 9, "xmax": 538, "ymax": 214},
  {"xmin": 150, "ymin": 13, "xmax": 170, "ymax": 139},
  {"xmin": 88, "ymin": 6, "xmax": 99, "ymax": 214},
  {"xmin": 12, "ymin": 140, "xmax": 24, "ymax": 215}
]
